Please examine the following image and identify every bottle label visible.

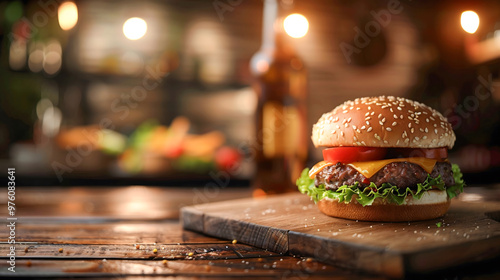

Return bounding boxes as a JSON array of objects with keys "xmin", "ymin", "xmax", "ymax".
[{"xmin": 262, "ymin": 102, "xmax": 300, "ymax": 158}]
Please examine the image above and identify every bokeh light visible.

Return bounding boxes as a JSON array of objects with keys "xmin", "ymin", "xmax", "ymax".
[
  {"xmin": 5, "ymin": 1, "xmax": 23, "ymax": 23},
  {"xmin": 283, "ymin": 13, "xmax": 309, "ymax": 38},
  {"xmin": 58, "ymin": 1, "xmax": 78, "ymax": 31},
  {"xmin": 461, "ymin": 11, "xmax": 479, "ymax": 34},
  {"xmin": 123, "ymin": 17, "xmax": 148, "ymax": 40}
]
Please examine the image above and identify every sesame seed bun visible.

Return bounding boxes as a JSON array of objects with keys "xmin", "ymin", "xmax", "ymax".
[
  {"xmin": 317, "ymin": 190, "xmax": 451, "ymax": 222},
  {"xmin": 312, "ymin": 96, "xmax": 456, "ymax": 149}
]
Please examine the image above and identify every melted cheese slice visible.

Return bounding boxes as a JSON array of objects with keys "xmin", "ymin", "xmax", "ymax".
[
  {"xmin": 309, "ymin": 158, "xmax": 438, "ymax": 179},
  {"xmin": 309, "ymin": 161, "xmax": 335, "ymax": 178},
  {"xmin": 348, "ymin": 158, "xmax": 437, "ymax": 178}
]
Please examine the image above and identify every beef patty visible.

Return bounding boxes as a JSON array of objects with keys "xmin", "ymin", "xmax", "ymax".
[{"xmin": 314, "ymin": 161, "xmax": 455, "ymax": 190}]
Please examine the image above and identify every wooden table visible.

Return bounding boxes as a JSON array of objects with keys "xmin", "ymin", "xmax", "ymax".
[{"xmin": 0, "ymin": 185, "xmax": 499, "ymax": 279}]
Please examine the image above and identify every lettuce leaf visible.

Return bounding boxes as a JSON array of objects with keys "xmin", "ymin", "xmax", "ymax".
[
  {"xmin": 296, "ymin": 164, "xmax": 465, "ymax": 207},
  {"xmin": 447, "ymin": 164, "xmax": 465, "ymax": 199}
]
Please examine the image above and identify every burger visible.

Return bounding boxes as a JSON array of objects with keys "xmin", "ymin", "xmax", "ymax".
[{"xmin": 297, "ymin": 96, "xmax": 465, "ymax": 222}]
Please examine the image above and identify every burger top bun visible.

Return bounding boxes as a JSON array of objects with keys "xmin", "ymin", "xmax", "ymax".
[{"xmin": 312, "ymin": 96, "xmax": 456, "ymax": 149}]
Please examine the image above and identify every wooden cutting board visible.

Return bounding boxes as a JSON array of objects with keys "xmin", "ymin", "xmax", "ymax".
[{"xmin": 181, "ymin": 192, "xmax": 500, "ymax": 278}]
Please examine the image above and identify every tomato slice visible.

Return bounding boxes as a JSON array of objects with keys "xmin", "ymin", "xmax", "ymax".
[
  {"xmin": 387, "ymin": 148, "xmax": 448, "ymax": 159},
  {"xmin": 323, "ymin": 147, "xmax": 387, "ymax": 163}
]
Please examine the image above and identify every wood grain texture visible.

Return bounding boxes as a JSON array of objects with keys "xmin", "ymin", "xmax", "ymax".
[
  {"xmin": 0, "ymin": 222, "xmax": 227, "ymax": 245},
  {"xmin": 0, "ymin": 186, "xmax": 251, "ymax": 220},
  {"xmin": 0, "ymin": 258, "xmax": 369, "ymax": 279},
  {"xmin": 1, "ymin": 243, "xmax": 280, "ymax": 260},
  {"xmin": 181, "ymin": 192, "xmax": 500, "ymax": 278}
]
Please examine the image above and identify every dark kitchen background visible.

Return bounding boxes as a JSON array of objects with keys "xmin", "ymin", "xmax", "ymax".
[{"xmin": 0, "ymin": 0, "xmax": 499, "ymax": 187}]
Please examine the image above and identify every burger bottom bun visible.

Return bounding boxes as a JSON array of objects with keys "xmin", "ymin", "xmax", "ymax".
[{"xmin": 317, "ymin": 190, "xmax": 451, "ymax": 222}]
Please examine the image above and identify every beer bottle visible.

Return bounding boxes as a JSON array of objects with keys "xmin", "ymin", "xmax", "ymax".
[{"xmin": 250, "ymin": 0, "xmax": 307, "ymax": 195}]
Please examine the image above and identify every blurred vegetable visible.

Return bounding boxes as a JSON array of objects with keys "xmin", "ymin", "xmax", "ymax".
[
  {"xmin": 215, "ymin": 147, "xmax": 242, "ymax": 172},
  {"xmin": 99, "ymin": 129, "xmax": 127, "ymax": 155},
  {"xmin": 59, "ymin": 117, "xmax": 239, "ymax": 175}
]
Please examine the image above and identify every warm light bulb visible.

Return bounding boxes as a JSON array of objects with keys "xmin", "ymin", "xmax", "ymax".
[
  {"xmin": 58, "ymin": 2, "xmax": 78, "ymax": 31},
  {"xmin": 123, "ymin": 17, "xmax": 147, "ymax": 40},
  {"xmin": 283, "ymin": 13, "xmax": 309, "ymax": 38},
  {"xmin": 461, "ymin": 11, "xmax": 479, "ymax": 34}
]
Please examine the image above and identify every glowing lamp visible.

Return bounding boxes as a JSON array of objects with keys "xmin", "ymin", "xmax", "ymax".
[
  {"xmin": 123, "ymin": 17, "xmax": 147, "ymax": 40},
  {"xmin": 283, "ymin": 13, "xmax": 309, "ymax": 38},
  {"xmin": 58, "ymin": 2, "xmax": 78, "ymax": 31},
  {"xmin": 461, "ymin": 11, "xmax": 479, "ymax": 34}
]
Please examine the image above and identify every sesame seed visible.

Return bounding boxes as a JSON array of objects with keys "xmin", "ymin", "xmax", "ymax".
[
  {"xmin": 374, "ymin": 134, "xmax": 381, "ymax": 140},
  {"xmin": 366, "ymin": 121, "xmax": 370, "ymax": 125},
  {"xmin": 336, "ymin": 124, "xmax": 340, "ymax": 129},
  {"xmin": 386, "ymin": 127, "xmax": 392, "ymax": 131},
  {"xmin": 368, "ymin": 106, "xmax": 371, "ymax": 110},
  {"xmin": 365, "ymin": 116, "xmax": 371, "ymax": 120},
  {"xmin": 378, "ymin": 114, "xmax": 383, "ymax": 119},
  {"xmin": 347, "ymin": 117, "xmax": 352, "ymax": 123},
  {"xmin": 352, "ymin": 125, "xmax": 357, "ymax": 129},
  {"xmin": 389, "ymin": 108, "xmax": 394, "ymax": 112},
  {"xmin": 405, "ymin": 138, "xmax": 410, "ymax": 143},
  {"xmin": 361, "ymin": 126, "xmax": 366, "ymax": 130},
  {"xmin": 356, "ymin": 107, "xmax": 361, "ymax": 110},
  {"xmin": 396, "ymin": 140, "xmax": 400, "ymax": 145},
  {"xmin": 426, "ymin": 118, "xmax": 429, "ymax": 123},
  {"xmin": 415, "ymin": 136, "xmax": 420, "ymax": 141},
  {"xmin": 423, "ymin": 136, "xmax": 427, "ymax": 139},
  {"xmin": 392, "ymin": 122, "xmax": 397, "ymax": 126},
  {"xmin": 434, "ymin": 129, "xmax": 438, "ymax": 134},
  {"xmin": 397, "ymin": 107, "xmax": 402, "ymax": 110},
  {"xmin": 343, "ymin": 110, "xmax": 348, "ymax": 114},
  {"xmin": 393, "ymin": 114, "xmax": 398, "ymax": 119},
  {"xmin": 381, "ymin": 117, "xmax": 386, "ymax": 123},
  {"xmin": 365, "ymin": 112, "xmax": 370, "ymax": 116},
  {"xmin": 383, "ymin": 140, "xmax": 389, "ymax": 144},
  {"xmin": 353, "ymin": 136, "xmax": 357, "ymax": 141},
  {"xmin": 411, "ymin": 128, "xmax": 415, "ymax": 133},
  {"xmin": 340, "ymin": 131, "xmax": 344, "ymax": 136},
  {"xmin": 332, "ymin": 130, "xmax": 336, "ymax": 134},
  {"xmin": 371, "ymin": 111, "xmax": 375, "ymax": 115},
  {"xmin": 367, "ymin": 127, "xmax": 373, "ymax": 132},
  {"xmin": 344, "ymin": 123, "xmax": 349, "ymax": 128},
  {"xmin": 356, "ymin": 129, "xmax": 361, "ymax": 133},
  {"xmin": 408, "ymin": 123, "xmax": 412, "ymax": 128},
  {"xmin": 425, "ymin": 128, "xmax": 428, "ymax": 133}
]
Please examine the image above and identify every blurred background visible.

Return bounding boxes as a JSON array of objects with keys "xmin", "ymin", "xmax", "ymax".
[{"xmin": 0, "ymin": 0, "xmax": 499, "ymax": 187}]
